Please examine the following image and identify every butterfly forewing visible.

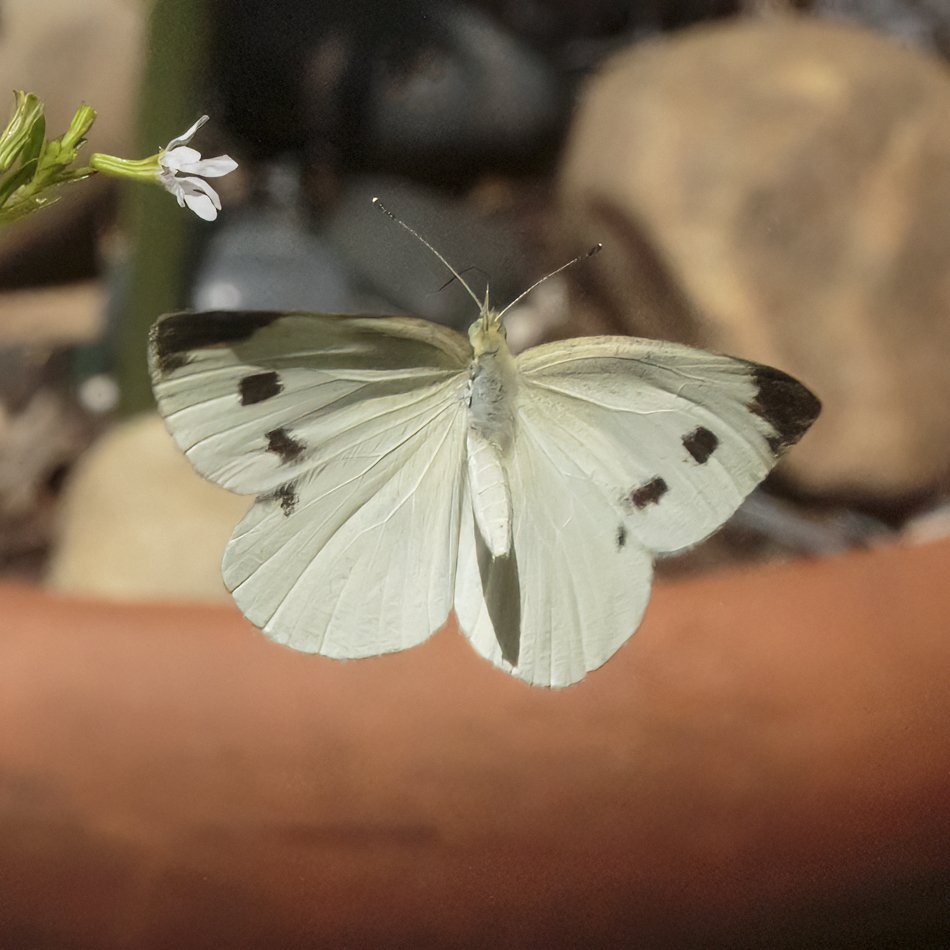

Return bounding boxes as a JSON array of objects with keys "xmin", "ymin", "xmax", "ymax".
[
  {"xmin": 516, "ymin": 336, "xmax": 819, "ymax": 554},
  {"xmin": 149, "ymin": 311, "xmax": 471, "ymax": 495}
]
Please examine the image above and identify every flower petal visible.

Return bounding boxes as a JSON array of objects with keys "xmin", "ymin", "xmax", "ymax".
[
  {"xmin": 158, "ymin": 171, "xmax": 187, "ymax": 207},
  {"xmin": 177, "ymin": 175, "xmax": 222, "ymax": 220},
  {"xmin": 179, "ymin": 154, "xmax": 238, "ymax": 178},
  {"xmin": 161, "ymin": 145, "xmax": 202, "ymax": 173},
  {"xmin": 183, "ymin": 192, "xmax": 219, "ymax": 220},
  {"xmin": 165, "ymin": 115, "xmax": 209, "ymax": 151},
  {"xmin": 154, "ymin": 117, "xmax": 235, "ymax": 220}
]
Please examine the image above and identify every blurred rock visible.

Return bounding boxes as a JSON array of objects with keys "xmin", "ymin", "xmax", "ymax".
[
  {"xmin": 191, "ymin": 165, "xmax": 373, "ymax": 314},
  {"xmin": 0, "ymin": 389, "xmax": 85, "ymax": 571},
  {"xmin": 0, "ymin": 281, "xmax": 108, "ymax": 578},
  {"xmin": 903, "ymin": 501, "xmax": 950, "ymax": 546},
  {"xmin": 560, "ymin": 18, "xmax": 950, "ymax": 502},
  {"xmin": 355, "ymin": 3, "xmax": 565, "ymax": 178},
  {"xmin": 813, "ymin": 0, "xmax": 950, "ymax": 58},
  {"xmin": 0, "ymin": 282, "xmax": 105, "ymax": 346},
  {"xmin": 0, "ymin": 0, "xmax": 146, "ymax": 286},
  {"xmin": 192, "ymin": 208, "xmax": 361, "ymax": 313},
  {"xmin": 215, "ymin": 0, "xmax": 565, "ymax": 180},
  {"xmin": 48, "ymin": 415, "xmax": 248, "ymax": 602}
]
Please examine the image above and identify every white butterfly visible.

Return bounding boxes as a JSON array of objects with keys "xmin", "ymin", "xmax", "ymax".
[{"xmin": 149, "ymin": 207, "xmax": 820, "ymax": 687}]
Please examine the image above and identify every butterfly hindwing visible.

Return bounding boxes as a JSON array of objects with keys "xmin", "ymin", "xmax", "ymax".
[
  {"xmin": 223, "ymin": 380, "xmax": 467, "ymax": 657},
  {"xmin": 455, "ymin": 397, "xmax": 655, "ymax": 687}
]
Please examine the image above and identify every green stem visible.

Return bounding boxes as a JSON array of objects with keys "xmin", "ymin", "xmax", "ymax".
[{"xmin": 89, "ymin": 152, "xmax": 161, "ymax": 181}]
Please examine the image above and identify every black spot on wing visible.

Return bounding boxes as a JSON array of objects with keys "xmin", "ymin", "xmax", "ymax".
[
  {"xmin": 616, "ymin": 524, "xmax": 627, "ymax": 549},
  {"xmin": 150, "ymin": 311, "xmax": 282, "ymax": 376},
  {"xmin": 261, "ymin": 483, "xmax": 298, "ymax": 517},
  {"xmin": 240, "ymin": 371, "xmax": 282, "ymax": 405},
  {"xmin": 629, "ymin": 476, "xmax": 668, "ymax": 510},
  {"xmin": 266, "ymin": 427, "xmax": 305, "ymax": 464},
  {"xmin": 748, "ymin": 365, "xmax": 821, "ymax": 453},
  {"xmin": 683, "ymin": 426, "xmax": 719, "ymax": 464}
]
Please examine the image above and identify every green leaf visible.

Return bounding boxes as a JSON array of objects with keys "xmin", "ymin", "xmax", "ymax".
[
  {"xmin": 21, "ymin": 110, "xmax": 47, "ymax": 169},
  {"xmin": 0, "ymin": 162, "xmax": 38, "ymax": 206}
]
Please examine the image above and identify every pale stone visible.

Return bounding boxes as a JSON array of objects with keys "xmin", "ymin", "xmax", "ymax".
[
  {"xmin": 48, "ymin": 415, "xmax": 249, "ymax": 602},
  {"xmin": 0, "ymin": 282, "xmax": 104, "ymax": 346},
  {"xmin": 560, "ymin": 18, "xmax": 950, "ymax": 500}
]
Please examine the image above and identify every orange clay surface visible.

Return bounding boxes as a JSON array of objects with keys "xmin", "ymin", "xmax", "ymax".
[{"xmin": 2, "ymin": 539, "xmax": 949, "ymax": 948}]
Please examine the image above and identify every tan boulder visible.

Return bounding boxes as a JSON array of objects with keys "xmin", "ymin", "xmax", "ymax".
[
  {"xmin": 48, "ymin": 414, "xmax": 249, "ymax": 601},
  {"xmin": 560, "ymin": 18, "xmax": 950, "ymax": 501}
]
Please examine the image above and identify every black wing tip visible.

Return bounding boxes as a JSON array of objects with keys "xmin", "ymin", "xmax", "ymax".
[
  {"xmin": 749, "ymin": 364, "xmax": 821, "ymax": 452},
  {"xmin": 149, "ymin": 311, "xmax": 283, "ymax": 378}
]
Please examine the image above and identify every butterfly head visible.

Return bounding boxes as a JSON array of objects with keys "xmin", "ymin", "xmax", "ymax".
[
  {"xmin": 468, "ymin": 293, "xmax": 508, "ymax": 358},
  {"xmin": 467, "ymin": 245, "xmax": 605, "ymax": 360}
]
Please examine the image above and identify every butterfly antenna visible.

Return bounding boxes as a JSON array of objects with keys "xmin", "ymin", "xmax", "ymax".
[
  {"xmin": 497, "ymin": 243, "xmax": 603, "ymax": 321},
  {"xmin": 372, "ymin": 197, "xmax": 484, "ymax": 311}
]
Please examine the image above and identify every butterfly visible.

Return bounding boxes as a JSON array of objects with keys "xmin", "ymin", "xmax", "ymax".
[{"xmin": 148, "ymin": 203, "xmax": 820, "ymax": 687}]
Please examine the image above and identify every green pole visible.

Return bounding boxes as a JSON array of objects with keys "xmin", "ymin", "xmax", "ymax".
[{"xmin": 117, "ymin": 0, "xmax": 211, "ymax": 415}]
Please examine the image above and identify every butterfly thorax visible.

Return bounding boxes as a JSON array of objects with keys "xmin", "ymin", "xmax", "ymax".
[{"xmin": 467, "ymin": 311, "xmax": 518, "ymax": 453}]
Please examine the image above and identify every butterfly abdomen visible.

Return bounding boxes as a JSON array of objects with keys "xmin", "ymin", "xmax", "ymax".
[{"xmin": 467, "ymin": 428, "xmax": 512, "ymax": 557}]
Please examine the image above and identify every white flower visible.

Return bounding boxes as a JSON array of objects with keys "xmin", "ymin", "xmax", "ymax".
[{"xmin": 158, "ymin": 115, "xmax": 238, "ymax": 221}]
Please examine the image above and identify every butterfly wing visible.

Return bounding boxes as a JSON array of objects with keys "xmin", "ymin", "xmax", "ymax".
[
  {"xmin": 454, "ymin": 405, "xmax": 655, "ymax": 687},
  {"xmin": 149, "ymin": 311, "xmax": 471, "ymax": 657},
  {"xmin": 515, "ymin": 336, "xmax": 820, "ymax": 554},
  {"xmin": 455, "ymin": 335, "xmax": 820, "ymax": 687}
]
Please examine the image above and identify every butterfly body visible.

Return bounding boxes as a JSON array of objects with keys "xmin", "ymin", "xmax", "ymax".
[
  {"xmin": 150, "ymin": 300, "xmax": 819, "ymax": 687},
  {"xmin": 464, "ymin": 311, "xmax": 519, "ymax": 557}
]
